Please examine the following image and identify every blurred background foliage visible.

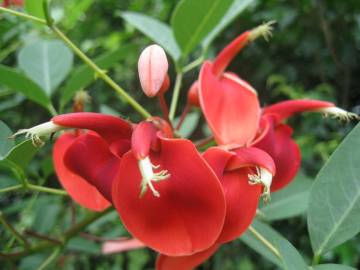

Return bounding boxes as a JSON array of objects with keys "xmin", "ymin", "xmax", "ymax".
[{"xmin": 0, "ymin": 0, "xmax": 359, "ymax": 269}]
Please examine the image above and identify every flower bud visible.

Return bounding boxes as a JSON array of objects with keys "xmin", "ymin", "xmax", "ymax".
[
  {"xmin": 187, "ymin": 81, "xmax": 200, "ymax": 107},
  {"xmin": 138, "ymin": 44, "xmax": 168, "ymax": 97}
]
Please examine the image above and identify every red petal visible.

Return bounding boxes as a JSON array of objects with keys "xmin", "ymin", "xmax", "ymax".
[
  {"xmin": 156, "ymin": 244, "xmax": 219, "ymax": 270},
  {"xmin": 64, "ymin": 133, "xmax": 121, "ymax": 202},
  {"xmin": 131, "ymin": 121, "xmax": 158, "ymax": 159},
  {"xmin": 53, "ymin": 132, "xmax": 110, "ymax": 211},
  {"xmin": 227, "ymin": 147, "xmax": 276, "ymax": 176},
  {"xmin": 217, "ymin": 170, "xmax": 261, "ymax": 243},
  {"xmin": 203, "ymin": 148, "xmax": 262, "ymax": 243},
  {"xmin": 202, "ymin": 147, "xmax": 235, "ymax": 178},
  {"xmin": 212, "ymin": 31, "xmax": 250, "ymax": 76},
  {"xmin": 199, "ymin": 61, "xmax": 260, "ymax": 145},
  {"xmin": 52, "ymin": 113, "xmax": 132, "ymax": 145},
  {"xmin": 253, "ymin": 120, "xmax": 301, "ymax": 192},
  {"xmin": 263, "ymin": 99, "xmax": 334, "ymax": 123},
  {"xmin": 112, "ymin": 138, "xmax": 226, "ymax": 256}
]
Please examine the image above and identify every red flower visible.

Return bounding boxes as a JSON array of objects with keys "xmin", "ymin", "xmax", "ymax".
[
  {"xmin": 155, "ymin": 146, "xmax": 275, "ymax": 269},
  {"xmin": 112, "ymin": 119, "xmax": 226, "ymax": 256},
  {"xmin": 197, "ymin": 23, "xmax": 358, "ymax": 192}
]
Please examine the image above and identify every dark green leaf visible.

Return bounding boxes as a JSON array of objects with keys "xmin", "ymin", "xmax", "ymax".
[
  {"xmin": 18, "ymin": 40, "xmax": 73, "ymax": 95},
  {"xmin": 60, "ymin": 45, "xmax": 136, "ymax": 108},
  {"xmin": 171, "ymin": 0, "xmax": 233, "ymax": 56},
  {"xmin": 32, "ymin": 196, "xmax": 61, "ymax": 233},
  {"xmin": 6, "ymin": 140, "xmax": 38, "ymax": 169},
  {"xmin": 260, "ymin": 172, "xmax": 312, "ymax": 221},
  {"xmin": 122, "ymin": 12, "xmax": 180, "ymax": 61},
  {"xmin": 0, "ymin": 121, "xmax": 14, "ymax": 160},
  {"xmin": 202, "ymin": 0, "xmax": 254, "ymax": 47},
  {"xmin": 0, "ymin": 65, "xmax": 53, "ymax": 112},
  {"xmin": 308, "ymin": 123, "xmax": 360, "ymax": 255}
]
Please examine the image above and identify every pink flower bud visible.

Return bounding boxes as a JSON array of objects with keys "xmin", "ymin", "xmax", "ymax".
[
  {"xmin": 138, "ymin": 44, "xmax": 168, "ymax": 97},
  {"xmin": 187, "ymin": 81, "xmax": 200, "ymax": 107}
]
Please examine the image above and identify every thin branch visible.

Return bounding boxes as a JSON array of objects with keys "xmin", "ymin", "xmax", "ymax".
[
  {"xmin": 37, "ymin": 247, "xmax": 61, "ymax": 270},
  {"xmin": 24, "ymin": 230, "xmax": 63, "ymax": 245},
  {"xmin": 27, "ymin": 184, "xmax": 67, "ymax": 196},
  {"xmin": 0, "ymin": 212, "xmax": 29, "ymax": 249},
  {"xmin": 0, "ymin": 6, "xmax": 46, "ymax": 24},
  {"xmin": 0, "ymin": 185, "xmax": 22, "ymax": 193}
]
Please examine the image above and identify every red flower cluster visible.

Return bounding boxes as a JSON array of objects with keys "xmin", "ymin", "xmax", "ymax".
[{"xmin": 13, "ymin": 23, "xmax": 358, "ymax": 270}]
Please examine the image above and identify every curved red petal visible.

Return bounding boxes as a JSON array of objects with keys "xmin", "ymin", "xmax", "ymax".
[
  {"xmin": 112, "ymin": 138, "xmax": 226, "ymax": 256},
  {"xmin": 212, "ymin": 31, "xmax": 250, "ymax": 76},
  {"xmin": 227, "ymin": 147, "xmax": 276, "ymax": 176},
  {"xmin": 53, "ymin": 132, "xmax": 110, "ymax": 211},
  {"xmin": 262, "ymin": 99, "xmax": 335, "ymax": 123},
  {"xmin": 202, "ymin": 147, "xmax": 235, "ymax": 178},
  {"xmin": 253, "ymin": 120, "xmax": 301, "ymax": 192},
  {"xmin": 52, "ymin": 113, "xmax": 132, "ymax": 145},
  {"xmin": 64, "ymin": 133, "xmax": 121, "ymax": 202},
  {"xmin": 199, "ymin": 62, "xmax": 260, "ymax": 145},
  {"xmin": 131, "ymin": 121, "xmax": 158, "ymax": 159},
  {"xmin": 202, "ymin": 147, "xmax": 263, "ymax": 243},
  {"xmin": 217, "ymin": 170, "xmax": 261, "ymax": 243},
  {"xmin": 156, "ymin": 244, "xmax": 220, "ymax": 270}
]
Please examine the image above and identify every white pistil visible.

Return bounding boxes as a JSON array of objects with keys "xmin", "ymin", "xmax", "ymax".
[
  {"xmin": 9, "ymin": 121, "xmax": 63, "ymax": 147},
  {"xmin": 138, "ymin": 156, "xmax": 170, "ymax": 198},
  {"xmin": 319, "ymin": 107, "xmax": 360, "ymax": 122},
  {"xmin": 249, "ymin": 21, "xmax": 276, "ymax": 42},
  {"xmin": 248, "ymin": 167, "xmax": 273, "ymax": 203}
]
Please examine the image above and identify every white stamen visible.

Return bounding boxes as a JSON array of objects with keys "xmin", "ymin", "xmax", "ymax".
[
  {"xmin": 249, "ymin": 21, "xmax": 276, "ymax": 42},
  {"xmin": 248, "ymin": 167, "xmax": 273, "ymax": 203},
  {"xmin": 138, "ymin": 156, "xmax": 170, "ymax": 198},
  {"xmin": 10, "ymin": 121, "xmax": 63, "ymax": 147},
  {"xmin": 319, "ymin": 107, "xmax": 359, "ymax": 122}
]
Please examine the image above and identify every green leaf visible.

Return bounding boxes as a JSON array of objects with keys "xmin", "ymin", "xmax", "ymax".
[
  {"xmin": 275, "ymin": 236, "xmax": 308, "ymax": 270},
  {"xmin": 312, "ymin": 264, "xmax": 357, "ymax": 270},
  {"xmin": 25, "ymin": 0, "xmax": 45, "ymax": 19},
  {"xmin": 240, "ymin": 220, "xmax": 282, "ymax": 267},
  {"xmin": 60, "ymin": 45, "xmax": 135, "ymax": 108},
  {"xmin": 260, "ymin": 172, "xmax": 312, "ymax": 221},
  {"xmin": 18, "ymin": 40, "xmax": 73, "ymax": 96},
  {"xmin": 0, "ymin": 65, "xmax": 53, "ymax": 112},
  {"xmin": 0, "ymin": 121, "xmax": 14, "ymax": 160},
  {"xmin": 122, "ymin": 12, "xmax": 180, "ymax": 61},
  {"xmin": 32, "ymin": 196, "xmax": 61, "ymax": 233},
  {"xmin": 171, "ymin": 0, "xmax": 233, "ymax": 56},
  {"xmin": 5, "ymin": 140, "xmax": 38, "ymax": 169},
  {"xmin": 241, "ymin": 220, "xmax": 308, "ymax": 270},
  {"xmin": 0, "ymin": 94, "xmax": 25, "ymax": 112},
  {"xmin": 308, "ymin": 123, "xmax": 360, "ymax": 256},
  {"xmin": 174, "ymin": 111, "xmax": 200, "ymax": 138},
  {"xmin": 202, "ymin": 0, "xmax": 254, "ymax": 47}
]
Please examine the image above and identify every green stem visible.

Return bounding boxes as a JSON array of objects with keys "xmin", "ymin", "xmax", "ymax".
[
  {"xmin": 27, "ymin": 184, "xmax": 67, "ymax": 196},
  {"xmin": 169, "ymin": 72, "xmax": 183, "ymax": 122},
  {"xmin": 182, "ymin": 56, "xmax": 204, "ymax": 73},
  {"xmin": 37, "ymin": 247, "xmax": 61, "ymax": 270},
  {"xmin": 0, "ymin": 212, "xmax": 29, "ymax": 249},
  {"xmin": 50, "ymin": 25, "xmax": 150, "ymax": 118},
  {"xmin": 0, "ymin": 185, "xmax": 22, "ymax": 193},
  {"xmin": 0, "ymin": 208, "xmax": 112, "ymax": 260},
  {"xmin": 312, "ymin": 253, "xmax": 321, "ymax": 265},
  {"xmin": 248, "ymin": 225, "xmax": 281, "ymax": 259},
  {"xmin": 0, "ymin": 6, "xmax": 151, "ymax": 119},
  {"xmin": 0, "ymin": 7, "xmax": 46, "ymax": 24}
]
